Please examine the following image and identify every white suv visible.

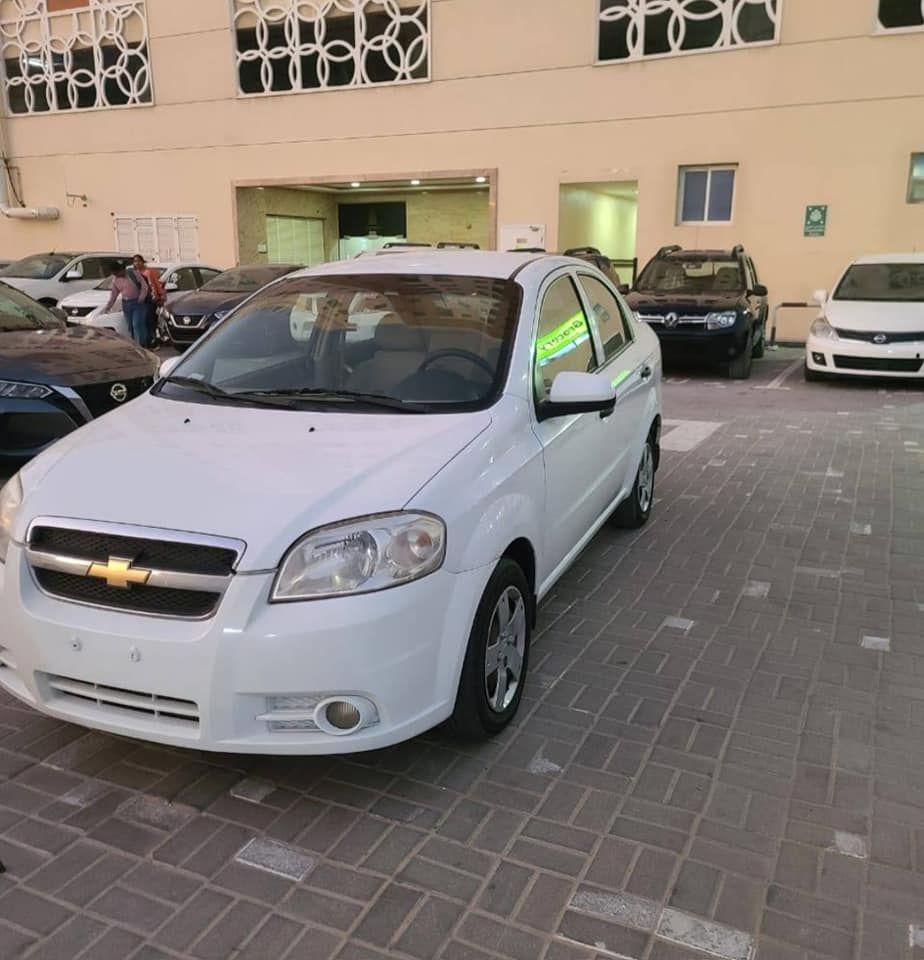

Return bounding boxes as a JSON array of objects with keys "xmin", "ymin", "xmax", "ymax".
[
  {"xmin": 806, "ymin": 254, "xmax": 924, "ymax": 381},
  {"xmin": 1, "ymin": 252, "xmax": 124, "ymax": 307},
  {"xmin": 0, "ymin": 252, "xmax": 662, "ymax": 755}
]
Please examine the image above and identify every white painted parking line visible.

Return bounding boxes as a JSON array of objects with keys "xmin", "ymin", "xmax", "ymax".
[
  {"xmin": 570, "ymin": 891, "xmax": 659, "ymax": 932},
  {"xmin": 658, "ymin": 909, "xmax": 756, "ymax": 960},
  {"xmin": 743, "ymin": 581, "xmax": 770, "ymax": 598},
  {"xmin": 861, "ymin": 636, "xmax": 891, "ymax": 652},
  {"xmin": 661, "ymin": 419, "xmax": 724, "ymax": 452},
  {"xmin": 850, "ymin": 523, "xmax": 872, "ymax": 536},
  {"xmin": 236, "ymin": 838, "xmax": 316, "ymax": 881},
  {"xmin": 528, "ymin": 749, "xmax": 562, "ymax": 775},
  {"xmin": 663, "ymin": 617, "xmax": 695, "ymax": 632},
  {"xmin": 911, "ymin": 925, "xmax": 924, "ymax": 948},
  {"xmin": 231, "ymin": 778, "xmax": 276, "ymax": 804},
  {"xmin": 832, "ymin": 831, "xmax": 869, "ymax": 859},
  {"xmin": 755, "ymin": 358, "xmax": 802, "ymax": 390}
]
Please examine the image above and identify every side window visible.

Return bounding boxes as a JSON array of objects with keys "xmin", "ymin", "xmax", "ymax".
[
  {"xmin": 172, "ymin": 268, "xmax": 199, "ymax": 291},
  {"xmin": 577, "ymin": 275, "xmax": 633, "ymax": 362},
  {"xmin": 78, "ymin": 258, "xmax": 105, "ymax": 280},
  {"xmin": 196, "ymin": 268, "xmax": 221, "ymax": 286},
  {"xmin": 534, "ymin": 276, "xmax": 596, "ymax": 403}
]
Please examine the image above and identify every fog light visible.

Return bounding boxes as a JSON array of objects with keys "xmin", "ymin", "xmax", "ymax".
[
  {"xmin": 812, "ymin": 353, "xmax": 827, "ymax": 366},
  {"xmin": 325, "ymin": 701, "xmax": 361, "ymax": 731}
]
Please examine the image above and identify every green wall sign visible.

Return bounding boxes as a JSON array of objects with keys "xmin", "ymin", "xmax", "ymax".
[{"xmin": 804, "ymin": 205, "xmax": 828, "ymax": 237}]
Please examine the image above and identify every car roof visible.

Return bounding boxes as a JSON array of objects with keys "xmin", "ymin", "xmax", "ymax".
[
  {"xmin": 851, "ymin": 253, "xmax": 924, "ymax": 265},
  {"xmin": 293, "ymin": 250, "xmax": 571, "ymax": 281}
]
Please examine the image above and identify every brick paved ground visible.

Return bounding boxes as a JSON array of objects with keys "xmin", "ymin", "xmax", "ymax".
[{"xmin": 1, "ymin": 348, "xmax": 923, "ymax": 959}]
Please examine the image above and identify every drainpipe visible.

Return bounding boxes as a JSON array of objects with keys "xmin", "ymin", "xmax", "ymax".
[{"xmin": 0, "ymin": 110, "xmax": 59, "ymax": 220}]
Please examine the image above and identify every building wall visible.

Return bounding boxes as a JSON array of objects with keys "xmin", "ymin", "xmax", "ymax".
[
  {"xmin": 236, "ymin": 188, "xmax": 340, "ymax": 264},
  {"xmin": 0, "ymin": 0, "xmax": 922, "ymax": 340},
  {"xmin": 558, "ymin": 186, "xmax": 638, "ymax": 266}
]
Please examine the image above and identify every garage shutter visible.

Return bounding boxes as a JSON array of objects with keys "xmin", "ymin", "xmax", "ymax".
[
  {"xmin": 113, "ymin": 215, "xmax": 201, "ymax": 262},
  {"xmin": 266, "ymin": 215, "xmax": 325, "ymax": 267}
]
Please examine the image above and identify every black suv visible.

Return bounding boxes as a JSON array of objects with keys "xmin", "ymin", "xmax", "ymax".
[{"xmin": 626, "ymin": 245, "xmax": 768, "ymax": 379}]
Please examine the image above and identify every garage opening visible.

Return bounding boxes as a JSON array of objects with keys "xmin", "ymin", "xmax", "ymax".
[
  {"xmin": 236, "ymin": 175, "xmax": 493, "ymax": 266},
  {"xmin": 558, "ymin": 181, "xmax": 639, "ymax": 286}
]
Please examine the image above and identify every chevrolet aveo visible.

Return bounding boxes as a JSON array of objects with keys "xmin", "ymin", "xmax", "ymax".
[{"xmin": 0, "ymin": 252, "xmax": 661, "ymax": 754}]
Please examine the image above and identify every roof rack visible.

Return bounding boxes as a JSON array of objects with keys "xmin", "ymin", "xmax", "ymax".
[
  {"xmin": 437, "ymin": 241, "xmax": 480, "ymax": 249},
  {"xmin": 731, "ymin": 244, "xmax": 745, "ymax": 257},
  {"xmin": 656, "ymin": 244, "xmax": 683, "ymax": 257},
  {"xmin": 382, "ymin": 242, "xmax": 431, "ymax": 249},
  {"xmin": 563, "ymin": 246, "xmax": 602, "ymax": 257},
  {"xmin": 508, "ymin": 247, "xmax": 546, "ymax": 253}
]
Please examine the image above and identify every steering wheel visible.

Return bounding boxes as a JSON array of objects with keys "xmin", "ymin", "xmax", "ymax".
[{"xmin": 418, "ymin": 348, "xmax": 494, "ymax": 378}]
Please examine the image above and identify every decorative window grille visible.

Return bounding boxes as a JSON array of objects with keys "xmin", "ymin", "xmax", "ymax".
[
  {"xmin": 113, "ymin": 215, "xmax": 200, "ymax": 263},
  {"xmin": 231, "ymin": 0, "xmax": 430, "ymax": 97},
  {"xmin": 877, "ymin": 0, "xmax": 924, "ymax": 31},
  {"xmin": 598, "ymin": 0, "xmax": 779, "ymax": 62},
  {"xmin": 0, "ymin": 0, "xmax": 151, "ymax": 114}
]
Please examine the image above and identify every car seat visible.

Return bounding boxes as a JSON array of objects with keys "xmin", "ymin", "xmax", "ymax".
[{"xmin": 346, "ymin": 315, "xmax": 427, "ymax": 395}]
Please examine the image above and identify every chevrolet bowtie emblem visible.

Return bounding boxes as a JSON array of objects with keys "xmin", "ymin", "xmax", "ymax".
[{"xmin": 87, "ymin": 557, "xmax": 151, "ymax": 590}]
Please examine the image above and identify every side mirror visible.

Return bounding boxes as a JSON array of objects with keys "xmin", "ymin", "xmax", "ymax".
[
  {"xmin": 164, "ymin": 280, "xmax": 179, "ymax": 292},
  {"xmin": 539, "ymin": 371, "xmax": 616, "ymax": 421},
  {"xmin": 63, "ymin": 268, "xmax": 82, "ymax": 281},
  {"xmin": 812, "ymin": 289, "xmax": 828, "ymax": 306},
  {"xmin": 750, "ymin": 283, "xmax": 768, "ymax": 298},
  {"xmin": 156, "ymin": 355, "xmax": 182, "ymax": 381}
]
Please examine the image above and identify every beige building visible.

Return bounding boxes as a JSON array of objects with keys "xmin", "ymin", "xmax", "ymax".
[{"xmin": 0, "ymin": 0, "xmax": 922, "ymax": 340}]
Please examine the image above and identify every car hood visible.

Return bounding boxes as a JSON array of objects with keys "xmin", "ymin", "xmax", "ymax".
[
  {"xmin": 18, "ymin": 396, "xmax": 493, "ymax": 570},
  {"xmin": 626, "ymin": 292, "xmax": 743, "ymax": 314},
  {"xmin": 59, "ymin": 290, "xmax": 108, "ymax": 309},
  {"xmin": 0, "ymin": 326, "xmax": 157, "ymax": 386},
  {"xmin": 169, "ymin": 289, "xmax": 247, "ymax": 319},
  {"xmin": 1, "ymin": 277, "xmax": 51, "ymax": 295},
  {"xmin": 824, "ymin": 300, "xmax": 924, "ymax": 332}
]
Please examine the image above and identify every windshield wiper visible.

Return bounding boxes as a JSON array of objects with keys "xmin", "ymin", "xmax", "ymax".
[
  {"xmin": 162, "ymin": 376, "xmax": 295, "ymax": 409},
  {"xmin": 244, "ymin": 387, "xmax": 423, "ymax": 413}
]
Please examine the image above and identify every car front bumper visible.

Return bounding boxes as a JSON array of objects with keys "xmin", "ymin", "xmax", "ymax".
[
  {"xmin": 0, "ymin": 546, "xmax": 491, "ymax": 754},
  {"xmin": 806, "ymin": 335, "xmax": 924, "ymax": 378},
  {"xmin": 646, "ymin": 324, "xmax": 751, "ymax": 361}
]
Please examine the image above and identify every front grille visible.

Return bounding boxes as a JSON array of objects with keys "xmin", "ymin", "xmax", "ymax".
[
  {"xmin": 833, "ymin": 356, "xmax": 923, "ymax": 373},
  {"xmin": 0, "ymin": 412, "xmax": 77, "ymax": 451},
  {"xmin": 27, "ymin": 524, "xmax": 241, "ymax": 619},
  {"xmin": 30, "ymin": 526, "xmax": 238, "ymax": 576},
  {"xmin": 73, "ymin": 377, "xmax": 153, "ymax": 418},
  {"xmin": 34, "ymin": 569, "xmax": 221, "ymax": 618},
  {"xmin": 65, "ymin": 306, "xmax": 95, "ymax": 319},
  {"xmin": 639, "ymin": 314, "xmax": 708, "ymax": 326},
  {"xmin": 169, "ymin": 327, "xmax": 204, "ymax": 344},
  {"xmin": 834, "ymin": 328, "xmax": 924, "ymax": 344},
  {"xmin": 42, "ymin": 673, "xmax": 200, "ymax": 729}
]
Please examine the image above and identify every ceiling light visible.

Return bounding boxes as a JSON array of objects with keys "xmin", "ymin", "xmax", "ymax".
[
  {"xmin": 410, "ymin": 179, "xmax": 421, "ymax": 186},
  {"xmin": 351, "ymin": 182, "xmax": 361, "ymax": 188},
  {"xmin": 475, "ymin": 176, "xmax": 487, "ymax": 184}
]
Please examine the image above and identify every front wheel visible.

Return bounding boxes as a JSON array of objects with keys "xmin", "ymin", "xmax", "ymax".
[
  {"xmin": 728, "ymin": 339, "xmax": 753, "ymax": 379},
  {"xmin": 449, "ymin": 559, "xmax": 532, "ymax": 740},
  {"xmin": 611, "ymin": 436, "xmax": 655, "ymax": 529}
]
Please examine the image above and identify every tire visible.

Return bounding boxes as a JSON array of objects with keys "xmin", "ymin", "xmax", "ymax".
[
  {"xmin": 804, "ymin": 362, "xmax": 826, "ymax": 382},
  {"xmin": 449, "ymin": 559, "xmax": 532, "ymax": 740},
  {"xmin": 751, "ymin": 324, "xmax": 766, "ymax": 359},
  {"xmin": 728, "ymin": 338, "xmax": 753, "ymax": 379},
  {"xmin": 611, "ymin": 434, "xmax": 656, "ymax": 529},
  {"xmin": 39, "ymin": 298, "xmax": 57, "ymax": 308}
]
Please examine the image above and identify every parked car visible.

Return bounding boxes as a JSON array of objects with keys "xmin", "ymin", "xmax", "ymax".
[
  {"xmin": 0, "ymin": 251, "xmax": 661, "ymax": 754},
  {"xmin": 0, "ymin": 281, "xmax": 158, "ymax": 464},
  {"xmin": 162, "ymin": 263, "xmax": 300, "ymax": 350},
  {"xmin": 806, "ymin": 254, "xmax": 924, "ymax": 381},
  {"xmin": 0, "ymin": 259, "xmax": 14, "ymax": 273},
  {"xmin": 563, "ymin": 247, "xmax": 630, "ymax": 290},
  {"xmin": 1, "ymin": 252, "xmax": 124, "ymax": 307},
  {"xmin": 59, "ymin": 262, "xmax": 224, "ymax": 338},
  {"xmin": 627, "ymin": 245, "xmax": 768, "ymax": 379}
]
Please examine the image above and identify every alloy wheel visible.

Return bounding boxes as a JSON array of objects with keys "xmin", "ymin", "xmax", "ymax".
[{"xmin": 484, "ymin": 585, "xmax": 527, "ymax": 713}]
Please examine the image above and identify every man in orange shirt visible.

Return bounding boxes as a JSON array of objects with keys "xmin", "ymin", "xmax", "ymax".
[{"xmin": 133, "ymin": 254, "xmax": 165, "ymax": 348}]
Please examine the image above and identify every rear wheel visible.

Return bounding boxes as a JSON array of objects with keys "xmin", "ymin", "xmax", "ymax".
[
  {"xmin": 611, "ymin": 435, "xmax": 655, "ymax": 529},
  {"xmin": 449, "ymin": 559, "xmax": 531, "ymax": 740},
  {"xmin": 752, "ymin": 323, "xmax": 766, "ymax": 359}
]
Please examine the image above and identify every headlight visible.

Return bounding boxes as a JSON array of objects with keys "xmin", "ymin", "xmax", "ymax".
[
  {"xmin": 0, "ymin": 473, "xmax": 23, "ymax": 564},
  {"xmin": 272, "ymin": 512, "xmax": 446, "ymax": 602},
  {"xmin": 0, "ymin": 380, "xmax": 52, "ymax": 400},
  {"xmin": 705, "ymin": 311, "xmax": 738, "ymax": 330},
  {"xmin": 810, "ymin": 318, "xmax": 839, "ymax": 341}
]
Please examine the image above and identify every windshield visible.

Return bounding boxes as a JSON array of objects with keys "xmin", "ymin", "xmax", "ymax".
[
  {"xmin": 201, "ymin": 266, "xmax": 294, "ymax": 293},
  {"xmin": 834, "ymin": 263, "xmax": 924, "ymax": 303},
  {"xmin": 95, "ymin": 277, "xmax": 114, "ymax": 291},
  {"xmin": 159, "ymin": 274, "xmax": 520, "ymax": 412},
  {"xmin": 0, "ymin": 283, "xmax": 63, "ymax": 332},
  {"xmin": 636, "ymin": 258, "xmax": 744, "ymax": 295},
  {"xmin": 3, "ymin": 253, "xmax": 71, "ymax": 280}
]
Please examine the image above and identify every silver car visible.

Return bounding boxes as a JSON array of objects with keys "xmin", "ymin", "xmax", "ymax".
[{"xmin": 1, "ymin": 251, "xmax": 124, "ymax": 307}]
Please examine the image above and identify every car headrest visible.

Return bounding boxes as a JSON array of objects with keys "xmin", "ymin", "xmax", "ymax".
[{"xmin": 374, "ymin": 315, "xmax": 427, "ymax": 352}]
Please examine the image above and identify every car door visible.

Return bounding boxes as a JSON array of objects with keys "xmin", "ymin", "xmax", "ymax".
[
  {"xmin": 531, "ymin": 270, "xmax": 619, "ymax": 572},
  {"xmin": 57, "ymin": 256, "xmax": 105, "ymax": 300},
  {"xmin": 575, "ymin": 272, "xmax": 651, "ymax": 498},
  {"xmin": 747, "ymin": 256, "xmax": 768, "ymax": 326}
]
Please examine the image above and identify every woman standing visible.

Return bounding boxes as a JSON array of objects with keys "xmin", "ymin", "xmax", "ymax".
[
  {"xmin": 104, "ymin": 261, "xmax": 149, "ymax": 345},
  {"xmin": 133, "ymin": 254, "xmax": 165, "ymax": 348}
]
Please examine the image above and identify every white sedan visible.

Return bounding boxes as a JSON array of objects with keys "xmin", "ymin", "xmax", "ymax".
[
  {"xmin": 806, "ymin": 253, "xmax": 924, "ymax": 380},
  {"xmin": 58, "ymin": 262, "xmax": 223, "ymax": 337},
  {"xmin": 0, "ymin": 252, "xmax": 662, "ymax": 754}
]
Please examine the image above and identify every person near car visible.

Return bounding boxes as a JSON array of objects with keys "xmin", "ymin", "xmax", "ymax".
[
  {"xmin": 104, "ymin": 261, "xmax": 149, "ymax": 345},
  {"xmin": 133, "ymin": 254, "xmax": 164, "ymax": 347}
]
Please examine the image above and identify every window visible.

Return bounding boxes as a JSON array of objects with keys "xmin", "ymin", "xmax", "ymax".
[
  {"xmin": 578, "ymin": 275, "xmax": 633, "ymax": 361},
  {"xmin": 72, "ymin": 257, "xmax": 115, "ymax": 281},
  {"xmin": 908, "ymin": 154, "xmax": 924, "ymax": 203},
  {"xmin": 114, "ymin": 215, "xmax": 200, "ymax": 262},
  {"xmin": 168, "ymin": 268, "xmax": 200, "ymax": 292},
  {"xmin": 598, "ymin": 0, "xmax": 779, "ymax": 62},
  {"xmin": 877, "ymin": 0, "xmax": 924, "ymax": 31},
  {"xmin": 678, "ymin": 166, "xmax": 736, "ymax": 224},
  {"xmin": 198, "ymin": 269, "xmax": 222, "ymax": 285},
  {"xmin": 266, "ymin": 216, "xmax": 325, "ymax": 267},
  {"xmin": 231, "ymin": 0, "xmax": 429, "ymax": 97},
  {"xmin": 534, "ymin": 277, "xmax": 596, "ymax": 403},
  {"xmin": 0, "ymin": 0, "xmax": 152, "ymax": 114}
]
